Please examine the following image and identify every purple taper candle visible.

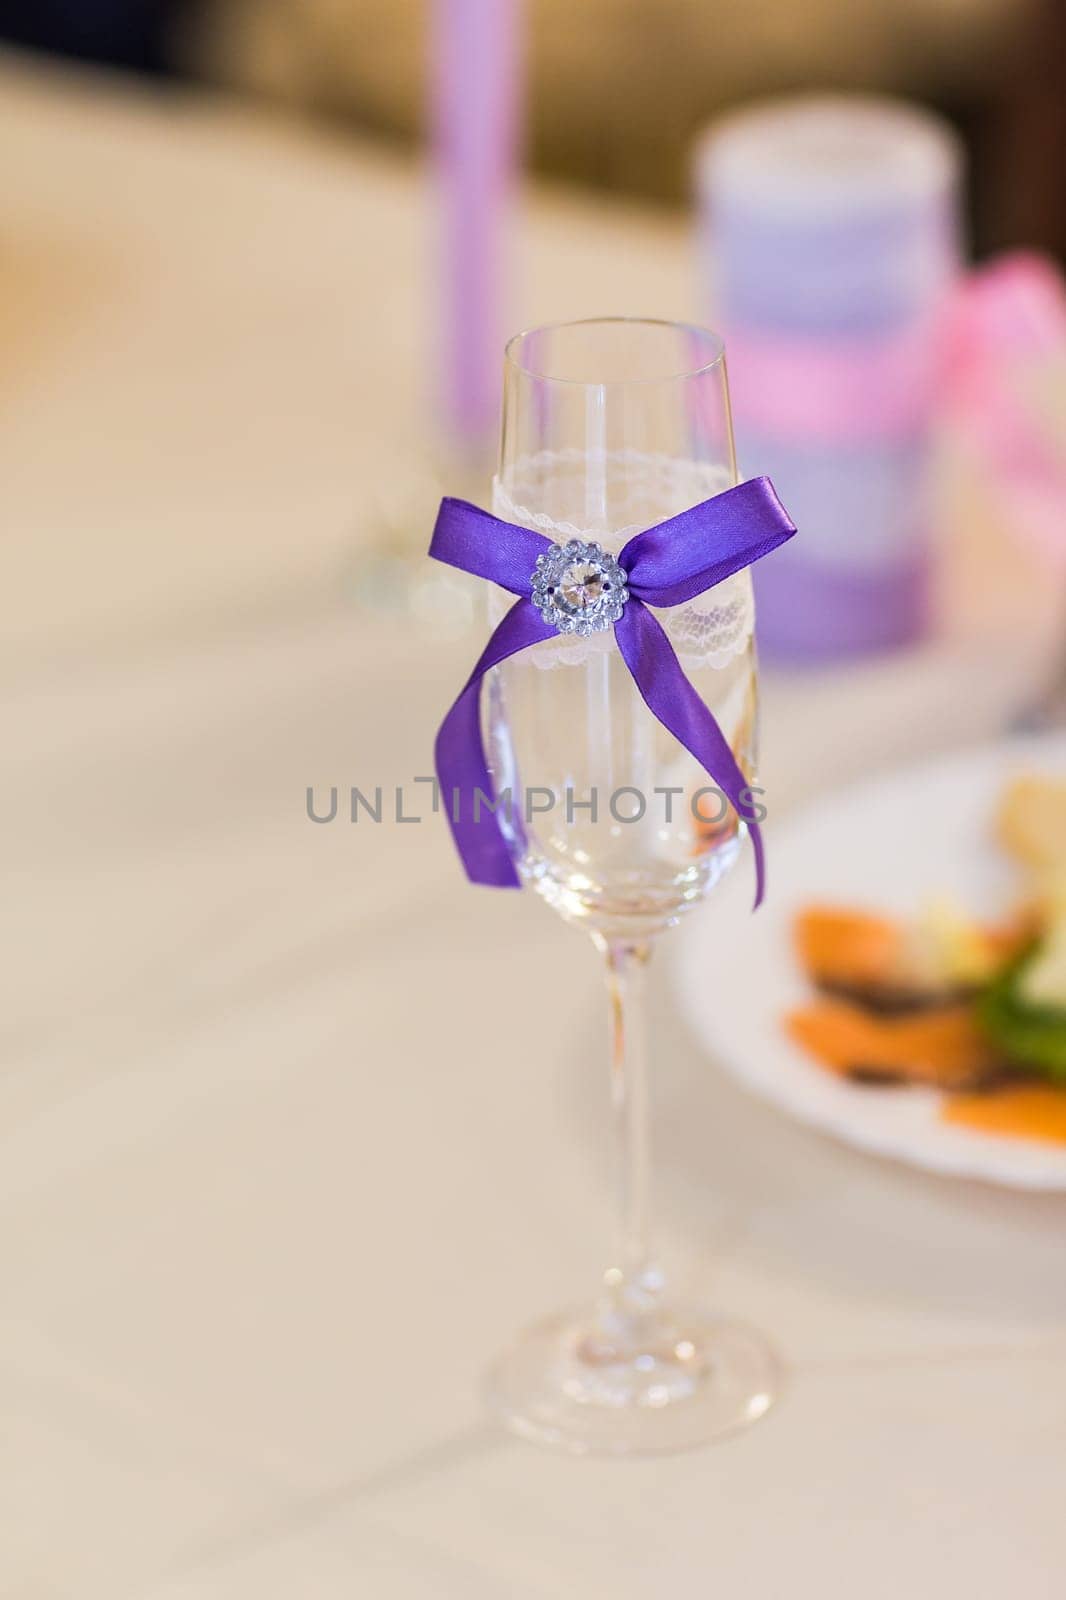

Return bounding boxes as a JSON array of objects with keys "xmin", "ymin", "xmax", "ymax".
[{"xmin": 431, "ymin": 0, "xmax": 523, "ymax": 453}]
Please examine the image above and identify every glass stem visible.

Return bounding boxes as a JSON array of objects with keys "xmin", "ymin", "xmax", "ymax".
[{"xmin": 593, "ymin": 936, "xmax": 659, "ymax": 1344}]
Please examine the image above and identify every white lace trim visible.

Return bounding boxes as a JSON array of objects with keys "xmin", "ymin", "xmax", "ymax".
[{"xmin": 490, "ymin": 450, "xmax": 754, "ymax": 669}]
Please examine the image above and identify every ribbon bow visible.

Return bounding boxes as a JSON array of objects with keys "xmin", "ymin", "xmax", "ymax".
[{"xmin": 430, "ymin": 476, "xmax": 796, "ymax": 907}]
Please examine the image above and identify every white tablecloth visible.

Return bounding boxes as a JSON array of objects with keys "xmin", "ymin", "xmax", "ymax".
[{"xmin": 2, "ymin": 48, "xmax": 1064, "ymax": 1599}]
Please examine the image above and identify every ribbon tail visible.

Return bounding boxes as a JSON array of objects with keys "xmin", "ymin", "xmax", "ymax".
[
  {"xmin": 435, "ymin": 598, "xmax": 557, "ymax": 887},
  {"xmin": 614, "ymin": 601, "xmax": 766, "ymax": 909}
]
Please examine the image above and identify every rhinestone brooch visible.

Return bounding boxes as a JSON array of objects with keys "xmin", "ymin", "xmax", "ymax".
[{"xmin": 530, "ymin": 540, "xmax": 629, "ymax": 636}]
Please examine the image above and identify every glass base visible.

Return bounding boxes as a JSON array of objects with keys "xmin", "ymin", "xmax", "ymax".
[{"xmin": 486, "ymin": 1302, "xmax": 780, "ymax": 1456}]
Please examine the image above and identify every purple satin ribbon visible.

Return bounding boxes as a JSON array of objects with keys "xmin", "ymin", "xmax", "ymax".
[{"xmin": 429, "ymin": 476, "xmax": 796, "ymax": 907}]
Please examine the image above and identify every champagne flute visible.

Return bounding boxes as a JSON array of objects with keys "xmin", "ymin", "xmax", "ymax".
[{"xmin": 485, "ymin": 318, "xmax": 778, "ymax": 1455}]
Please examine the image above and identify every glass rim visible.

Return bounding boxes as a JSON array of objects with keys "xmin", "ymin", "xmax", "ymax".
[{"xmin": 503, "ymin": 316, "xmax": 727, "ymax": 389}]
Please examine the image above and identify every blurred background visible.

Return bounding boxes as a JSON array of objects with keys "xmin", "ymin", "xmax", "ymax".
[
  {"xmin": 2, "ymin": 0, "xmax": 1064, "ymax": 253},
  {"xmin": 4, "ymin": 0, "xmax": 1064, "ymax": 667}
]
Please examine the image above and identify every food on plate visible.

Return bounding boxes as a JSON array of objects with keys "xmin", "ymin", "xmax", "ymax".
[
  {"xmin": 785, "ymin": 999, "xmax": 1002, "ymax": 1088},
  {"xmin": 793, "ymin": 904, "xmax": 1020, "ymax": 1012},
  {"xmin": 943, "ymin": 1085, "xmax": 1066, "ymax": 1143},
  {"xmin": 997, "ymin": 774, "xmax": 1066, "ymax": 882},
  {"xmin": 785, "ymin": 771, "xmax": 1066, "ymax": 1142},
  {"xmin": 979, "ymin": 942, "xmax": 1066, "ymax": 1080}
]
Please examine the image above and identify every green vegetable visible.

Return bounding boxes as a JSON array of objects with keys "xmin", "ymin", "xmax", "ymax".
[{"xmin": 979, "ymin": 945, "xmax": 1066, "ymax": 1081}]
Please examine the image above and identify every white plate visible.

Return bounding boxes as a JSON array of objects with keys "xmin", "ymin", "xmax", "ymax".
[{"xmin": 676, "ymin": 734, "xmax": 1066, "ymax": 1190}]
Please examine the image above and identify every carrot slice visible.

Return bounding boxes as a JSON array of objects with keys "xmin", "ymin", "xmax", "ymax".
[
  {"xmin": 794, "ymin": 907, "xmax": 906, "ymax": 991},
  {"xmin": 785, "ymin": 999, "xmax": 1002, "ymax": 1089},
  {"xmin": 943, "ymin": 1085, "xmax": 1066, "ymax": 1145}
]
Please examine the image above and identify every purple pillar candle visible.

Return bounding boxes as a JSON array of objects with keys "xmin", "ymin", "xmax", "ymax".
[
  {"xmin": 697, "ymin": 96, "xmax": 963, "ymax": 662},
  {"xmin": 431, "ymin": 0, "xmax": 523, "ymax": 454}
]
